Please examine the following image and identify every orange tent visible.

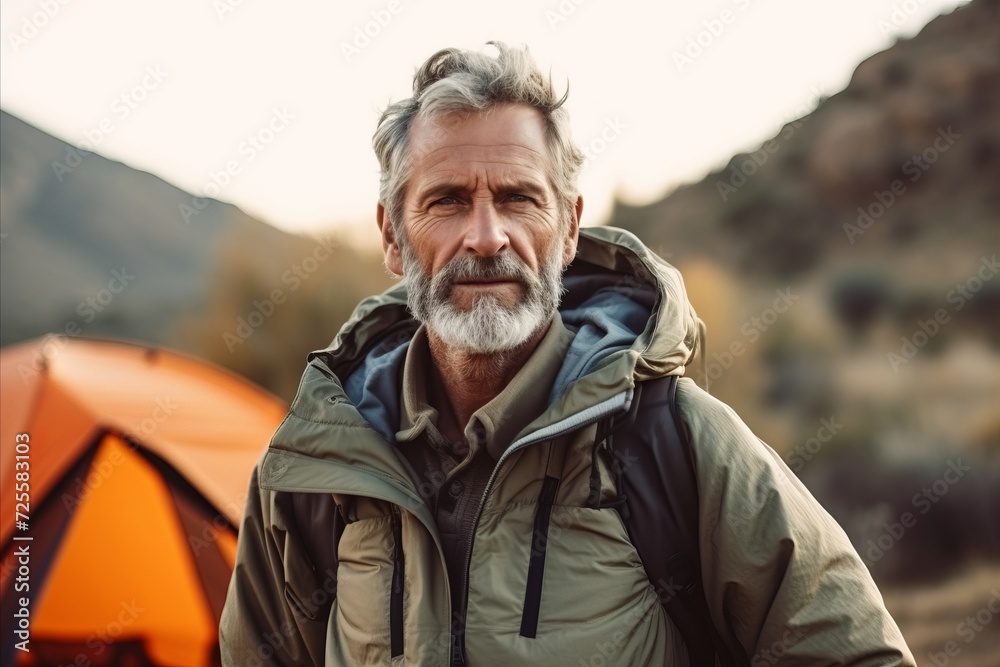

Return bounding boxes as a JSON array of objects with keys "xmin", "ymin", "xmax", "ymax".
[{"xmin": 0, "ymin": 336, "xmax": 286, "ymax": 667}]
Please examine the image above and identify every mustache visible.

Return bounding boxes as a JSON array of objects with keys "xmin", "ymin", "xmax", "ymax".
[{"xmin": 434, "ymin": 253, "xmax": 536, "ymax": 290}]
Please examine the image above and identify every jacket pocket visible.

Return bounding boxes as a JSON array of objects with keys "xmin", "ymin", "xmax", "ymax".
[
  {"xmin": 334, "ymin": 513, "xmax": 395, "ymax": 664},
  {"xmin": 279, "ymin": 501, "xmax": 336, "ymax": 624}
]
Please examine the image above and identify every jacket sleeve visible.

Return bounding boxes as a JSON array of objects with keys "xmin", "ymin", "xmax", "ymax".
[
  {"xmin": 675, "ymin": 378, "xmax": 916, "ymax": 666},
  {"xmin": 219, "ymin": 463, "xmax": 336, "ymax": 666}
]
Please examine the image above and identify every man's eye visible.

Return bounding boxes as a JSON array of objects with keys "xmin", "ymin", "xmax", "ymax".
[
  {"xmin": 506, "ymin": 194, "xmax": 531, "ymax": 204},
  {"xmin": 432, "ymin": 197, "xmax": 459, "ymax": 207}
]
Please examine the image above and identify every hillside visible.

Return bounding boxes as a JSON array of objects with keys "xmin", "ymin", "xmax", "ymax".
[
  {"xmin": 609, "ymin": 0, "xmax": 1000, "ymax": 592},
  {"xmin": 0, "ymin": 111, "xmax": 289, "ymax": 343},
  {"xmin": 0, "ymin": 110, "xmax": 392, "ymax": 398},
  {"xmin": 613, "ymin": 0, "xmax": 1000, "ymax": 278}
]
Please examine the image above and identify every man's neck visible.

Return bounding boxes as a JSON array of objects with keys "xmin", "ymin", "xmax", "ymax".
[{"xmin": 426, "ymin": 319, "xmax": 552, "ymax": 444}]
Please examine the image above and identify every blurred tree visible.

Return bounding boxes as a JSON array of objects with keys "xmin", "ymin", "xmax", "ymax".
[{"xmin": 178, "ymin": 227, "xmax": 393, "ymax": 401}]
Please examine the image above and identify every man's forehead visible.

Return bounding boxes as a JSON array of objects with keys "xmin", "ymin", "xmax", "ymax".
[
  {"xmin": 412, "ymin": 143, "xmax": 549, "ymax": 175},
  {"xmin": 407, "ymin": 104, "xmax": 550, "ymax": 163}
]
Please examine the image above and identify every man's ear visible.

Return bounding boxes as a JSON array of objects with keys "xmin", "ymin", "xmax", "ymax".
[
  {"xmin": 377, "ymin": 203, "xmax": 404, "ymax": 276},
  {"xmin": 562, "ymin": 195, "xmax": 583, "ymax": 267}
]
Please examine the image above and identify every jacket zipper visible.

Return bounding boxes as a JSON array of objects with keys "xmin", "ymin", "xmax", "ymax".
[
  {"xmin": 390, "ymin": 505, "xmax": 405, "ymax": 658},
  {"xmin": 451, "ymin": 390, "xmax": 631, "ymax": 666},
  {"xmin": 519, "ymin": 475, "xmax": 561, "ymax": 638}
]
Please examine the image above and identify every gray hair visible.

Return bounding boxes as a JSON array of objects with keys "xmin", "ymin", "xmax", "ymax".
[{"xmin": 372, "ymin": 41, "xmax": 584, "ymax": 233}]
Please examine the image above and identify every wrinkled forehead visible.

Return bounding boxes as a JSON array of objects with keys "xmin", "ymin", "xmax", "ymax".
[{"xmin": 406, "ymin": 104, "xmax": 553, "ymax": 173}]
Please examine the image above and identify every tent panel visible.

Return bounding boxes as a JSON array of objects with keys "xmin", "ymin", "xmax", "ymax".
[
  {"xmin": 1, "ymin": 440, "xmax": 99, "ymax": 667},
  {"xmin": 217, "ymin": 527, "xmax": 237, "ymax": 569},
  {"xmin": 139, "ymin": 436, "xmax": 265, "ymax": 529},
  {"xmin": 0, "ymin": 380, "xmax": 99, "ymax": 544},
  {"xmin": 166, "ymin": 475, "xmax": 236, "ymax": 625},
  {"xmin": 0, "ymin": 341, "xmax": 45, "ymax": 474},
  {"xmin": 29, "ymin": 339, "xmax": 285, "ymax": 527},
  {"xmin": 32, "ymin": 435, "xmax": 215, "ymax": 667},
  {"xmin": 0, "ymin": 337, "xmax": 286, "ymax": 666}
]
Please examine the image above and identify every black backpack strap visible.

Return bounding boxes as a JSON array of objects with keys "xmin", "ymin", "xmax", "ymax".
[{"xmin": 604, "ymin": 376, "xmax": 749, "ymax": 667}]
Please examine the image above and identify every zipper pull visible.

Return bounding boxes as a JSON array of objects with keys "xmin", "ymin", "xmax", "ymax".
[{"xmin": 451, "ymin": 633, "xmax": 466, "ymax": 666}]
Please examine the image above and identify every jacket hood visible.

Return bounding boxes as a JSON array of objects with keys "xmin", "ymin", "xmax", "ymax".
[
  {"xmin": 557, "ymin": 225, "xmax": 704, "ymax": 384},
  {"xmin": 300, "ymin": 226, "xmax": 702, "ymax": 441}
]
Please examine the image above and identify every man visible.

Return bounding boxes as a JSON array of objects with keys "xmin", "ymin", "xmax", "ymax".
[{"xmin": 220, "ymin": 43, "xmax": 914, "ymax": 665}]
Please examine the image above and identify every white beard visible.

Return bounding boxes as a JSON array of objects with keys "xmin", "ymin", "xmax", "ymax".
[{"xmin": 402, "ymin": 242, "xmax": 565, "ymax": 354}]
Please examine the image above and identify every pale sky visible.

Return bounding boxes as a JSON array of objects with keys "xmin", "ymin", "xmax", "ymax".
[{"xmin": 1, "ymin": 0, "xmax": 967, "ymax": 241}]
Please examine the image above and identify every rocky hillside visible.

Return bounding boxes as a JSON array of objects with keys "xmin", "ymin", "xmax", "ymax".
[
  {"xmin": 610, "ymin": 0, "xmax": 1000, "ymax": 584},
  {"xmin": 614, "ymin": 0, "xmax": 999, "ymax": 279}
]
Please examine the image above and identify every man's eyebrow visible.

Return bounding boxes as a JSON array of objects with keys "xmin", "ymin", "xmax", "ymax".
[
  {"xmin": 494, "ymin": 179, "xmax": 550, "ymax": 200},
  {"xmin": 414, "ymin": 178, "xmax": 550, "ymax": 202},
  {"xmin": 413, "ymin": 181, "xmax": 467, "ymax": 202}
]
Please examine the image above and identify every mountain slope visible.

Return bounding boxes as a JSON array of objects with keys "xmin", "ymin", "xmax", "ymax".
[
  {"xmin": 0, "ymin": 110, "xmax": 296, "ymax": 345},
  {"xmin": 612, "ymin": 0, "xmax": 1000, "ymax": 277},
  {"xmin": 0, "ymin": 110, "xmax": 392, "ymax": 398}
]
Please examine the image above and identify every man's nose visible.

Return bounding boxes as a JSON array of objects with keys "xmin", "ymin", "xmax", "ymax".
[{"xmin": 462, "ymin": 200, "xmax": 509, "ymax": 257}]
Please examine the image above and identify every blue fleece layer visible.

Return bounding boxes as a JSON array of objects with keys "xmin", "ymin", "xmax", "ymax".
[
  {"xmin": 343, "ymin": 326, "xmax": 414, "ymax": 442},
  {"xmin": 553, "ymin": 273, "xmax": 656, "ymax": 401}
]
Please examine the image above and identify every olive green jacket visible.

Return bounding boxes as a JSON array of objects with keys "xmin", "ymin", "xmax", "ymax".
[{"xmin": 220, "ymin": 227, "xmax": 915, "ymax": 666}]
